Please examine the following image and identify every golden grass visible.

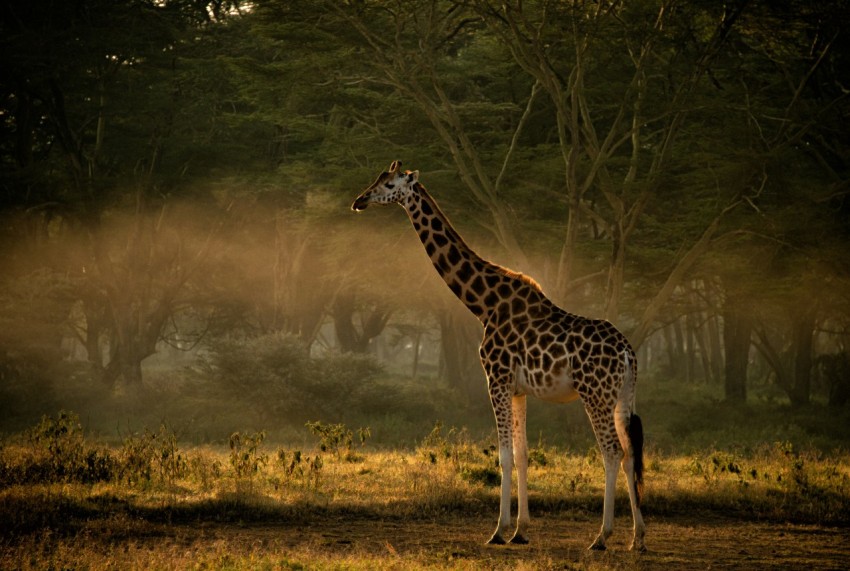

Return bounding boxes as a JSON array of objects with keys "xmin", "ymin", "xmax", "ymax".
[{"xmin": 2, "ymin": 420, "xmax": 849, "ymax": 570}]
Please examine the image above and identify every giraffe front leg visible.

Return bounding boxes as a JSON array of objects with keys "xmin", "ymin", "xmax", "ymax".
[
  {"xmin": 486, "ymin": 385, "xmax": 514, "ymax": 545},
  {"xmin": 486, "ymin": 444, "xmax": 513, "ymax": 545},
  {"xmin": 510, "ymin": 394, "xmax": 530, "ymax": 545}
]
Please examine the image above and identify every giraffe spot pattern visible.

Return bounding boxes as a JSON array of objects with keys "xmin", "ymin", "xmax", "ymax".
[{"xmin": 394, "ymin": 185, "xmax": 639, "ymax": 506}]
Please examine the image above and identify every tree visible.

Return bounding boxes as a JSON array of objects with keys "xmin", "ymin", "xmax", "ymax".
[
  {"xmin": 473, "ymin": 1, "xmax": 754, "ymax": 324},
  {"xmin": 1, "ymin": 0, "xmax": 245, "ymax": 389},
  {"xmin": 327, "ymin": 0, "xmax": 541, "ymax": 267}
]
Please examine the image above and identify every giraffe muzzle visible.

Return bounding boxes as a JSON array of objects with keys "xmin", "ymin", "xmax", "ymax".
[{"xmin": 351, "ymin": 194, "xmax": 371, "ymax": 211}]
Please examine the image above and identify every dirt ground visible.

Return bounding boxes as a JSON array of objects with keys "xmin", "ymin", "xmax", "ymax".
[
  {"xmin": 8, "ymin": 510, "xmax": 847, "ymax": 570},
  {"xmin": 212, "ymin": 514, "xmax": 850, "ymax": 569}
]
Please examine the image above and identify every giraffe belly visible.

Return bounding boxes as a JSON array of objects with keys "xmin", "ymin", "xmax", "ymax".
[{"xmin": 515, "ymin": 366, "xmax": 580, "ymax": 404}]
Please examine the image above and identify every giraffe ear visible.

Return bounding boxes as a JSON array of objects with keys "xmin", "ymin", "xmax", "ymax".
[
  {"xmin": 407, "ymin": 170, "xmax": 419, "ymax": 184},
  {"xmin": 389, "ymin": 160, "xmax": 402, "ymax": 174}
]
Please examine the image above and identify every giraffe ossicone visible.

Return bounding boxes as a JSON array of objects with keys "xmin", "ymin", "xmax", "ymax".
[{"xmin": 351, "ymin": 161, "xmax": 646, "ymax": 552}]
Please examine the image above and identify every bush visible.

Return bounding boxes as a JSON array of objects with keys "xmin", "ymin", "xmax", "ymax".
[
  {"xmin": 199, "ymin": 333, "xmax": 383, "ymax": 425},
  {"xmin": 120, "ymin": 423, "xmax": 187, "ymax": 486},
  {"xmin": 818, "ymin": 352, "xmax": 850, "ymax": 407},
  {"xmin": 306, "ymin": 421, "xmax": 370, "ymax": 461},
  {"xmin": 0, "ymin": 411, "xmax": 117, "ymax": 486}
]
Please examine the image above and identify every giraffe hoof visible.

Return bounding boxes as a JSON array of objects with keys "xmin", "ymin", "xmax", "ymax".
[
  {"xmin": 486, "ymin": 533, "xmax": 507, "ymax": 545},
  {"xmin": 588, "ymin": 541, "xmax": 607, "ymax": 551},
  {"xmin": 509, "ymin": 534, "xmax": 529, "ymax": 545},
  {"xmin": 630, "ymin": 542, "xmax": 647, "ymax": 553}
]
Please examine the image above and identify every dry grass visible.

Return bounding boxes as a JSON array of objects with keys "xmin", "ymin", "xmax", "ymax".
[{"xmin": 1, "ymin": 416, "xmax": 849, "ymax": 569}]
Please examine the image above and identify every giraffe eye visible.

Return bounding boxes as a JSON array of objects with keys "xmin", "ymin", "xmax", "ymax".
[{"xmin": 385, "ymin": 183, "xmax": 395, "ymax": 189}]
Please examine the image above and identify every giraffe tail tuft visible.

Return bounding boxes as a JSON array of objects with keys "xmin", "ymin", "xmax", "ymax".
[
  {"xmin": 618, "ymin": 349, "xmax": 643, "ymax": 506},
  {"xmin": 628, "ymin": 413, "xmax": 644, "ymax": 506}
]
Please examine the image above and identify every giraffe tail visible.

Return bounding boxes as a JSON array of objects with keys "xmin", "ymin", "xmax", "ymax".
[
  {"xmin": 616, "ymin": 350, "xmax": 644, "ymax": 506},
  {"xmin": 628, "ymin": 413, "xmax": 644, "ymax": 506}
]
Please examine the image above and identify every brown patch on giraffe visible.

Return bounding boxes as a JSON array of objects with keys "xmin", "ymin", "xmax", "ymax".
[{"xmin": 355, "ymin": 164, "xmax": 645, "ymax": 551}]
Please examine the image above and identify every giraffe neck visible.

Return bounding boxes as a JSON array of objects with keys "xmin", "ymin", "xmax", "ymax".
[{"xmin": 402, "ymin": 184, "xmax": 541, "ymax": 323}]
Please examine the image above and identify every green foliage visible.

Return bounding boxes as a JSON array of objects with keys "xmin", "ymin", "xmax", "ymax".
[
  {"xmin": 120, "ymin": 424, "xmax": 188, "ymax": 486},
  {"xmin": 229, "ymin": 430, "xmax": 268, "ymax": 482},
  {"xmin": 203, "ymin": 334, "xmax": 384, "ymax": 425},
  {"xmin": 305, "ymin": 421, "xmax": 370, "ymax": 462},
  {"xmin": 0, "ymin": 408, "xmax": 849, "ymax": 563},
  {"xmin": 13, "ymin": 411, "xmax": 116, "ymax": 485},
  {"xmin": 673, "ymin": 440, "xmax": 850, "ymax": 523},
  {"xmin": 416, "ymin": 421, "xmax": 503, "ymax": 488},
  {"xmin": 0, "ymin": 0, "xmax": 847, "ymax": 418},
  {"xmin": 459, "ymin": 465, "xmax": 500, "ymax": 487},
  {"xmin": 274, "ymin": 448, "xmax": 324, "ymax": 490},
  {"xmin": 528, "ymin": 447, "xmax": 549, "ymax": 467},
  {"xmin": 818, "ymin": 352, "xmax": 850, "ymax": 407},
  {"xmin": 418, "ymin": 421, "xmax": 459, "ymax": 465}
]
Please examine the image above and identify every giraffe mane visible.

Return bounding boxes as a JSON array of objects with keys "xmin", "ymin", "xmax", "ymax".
[
  {"xmin": 494, "ymin": 266, "xmax": 543, "ymax": 293},
  {"xmin": 416, "ymin": 183, "xmax": 543, "ymax": 294}
]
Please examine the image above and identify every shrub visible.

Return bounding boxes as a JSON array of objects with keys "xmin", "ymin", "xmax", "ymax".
[
  {"xmin": 306, "ymin": 421, "xmax": 370, "ymax": 461},
  {"xmin": 200, "ymin": 333, "xmax": 382, "ymax": 425},
  {"xmin": 1, "ymin": 411, "xmax": 118, "ymax": 485},
  {"xmin": 275, "ymin": 448, "xmax": 324, "ymax": 490},
  {"xmin": 460, "ymin": 465, "xmax": 500, "ymax": 487},
  {"xmin": 120, "ymin": 423, "xmax": 187, "ymax": 486},
  {"xmin": 229, "ymin": 430, "xmax": 268, "ymax": 476},
  {"xmin": 229, "ymin": 430, "xmax": 268, "ymax": 494}
]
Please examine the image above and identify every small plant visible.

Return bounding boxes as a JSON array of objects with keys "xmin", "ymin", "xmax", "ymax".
[
  {"xmin": 188, "ymin": 453, "xmax": 222, "ymax": 491},
  {"xmin": 308, "ymin": 454, "xmax": 323, "ymax": 489},
  {"xmin": 419, "ymin": 421, "xmax": 463, "ymax": 465},
  {"xmin": 121, "ymin": 430, "xmax": 155, "ymax": 484},
  {"xmin": 529, "ymin": 447, "xmax": 548, "ymax": 467},
  {"xmin": 30, "ymin": 411, "xmax": 84, "ymax": 479},
  {"xmin": 306, "ymin": 421, "xmax": 369, "ymax": 461},
  {"xmin": 567, "ymin": 470, "xmax": 592, "ymax": 493},
  {"xmin": 460, "ymin": 465, "xmax": 500, "ymax": 487},
  {"xmin": 229, "ymin": 431, "xmax": 268, "ymax": 485},
  {"xmin": 120, "ymin": 423, "xmax": 187, "ymax": 486},
  {"xmin": 29, "ymin": 411, "xmax": 115, "ymax": 484},
  {"xmin": 275, "ymin": 448, "xmax": 324, "ymax": 490}
]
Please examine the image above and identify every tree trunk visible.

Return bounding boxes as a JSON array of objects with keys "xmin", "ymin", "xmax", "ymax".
[
  {"xmin": 707, "ymin": 312, "xmax": 724, "ymax": 385},
  {"xmin": 671, "ymin": 319, "xmax": 687, "ymax": 380},
  {"xmin": 274, "ymin": 212, "xmax": 329, "ymax": 348},
  {"xmin": 437, "ymin": 305, "xmax": 484, "ymax": 403},
  {"xmin": 685, "ymin": 312, "xmax": 697, "ymax": 383},
  {"xmin": 331, "ymin": 292, "xmax": 391, "ymax": 354},
  {"xmin": 411, "ymin": 329, "xmax": 422, "ymax": 379},
  {"xmin": 722, "ymin": 306, "xmax": 752, "ymax": 403},
  {"xmin": 604, "ymin": 222, "xmax": 626, "ymax": 322},
  {"xmin": 788, "ymin": 309, "xmax": 816, "ymax": 407},
  {"xmin": 820, "ymin": 353, "xmax": 850, "ymax": 407}
]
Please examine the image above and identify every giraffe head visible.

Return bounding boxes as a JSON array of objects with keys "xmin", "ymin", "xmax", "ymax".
[{"xmin": 351, "ymin": 160, "xmax": 420, "ymax": 211}]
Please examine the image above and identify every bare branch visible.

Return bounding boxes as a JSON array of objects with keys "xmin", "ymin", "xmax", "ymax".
[{"xmin": 494, "ymin": 80, "xmax": 540, "ymax": 196}]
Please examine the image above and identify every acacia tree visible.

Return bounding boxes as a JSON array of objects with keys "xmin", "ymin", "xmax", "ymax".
[
  {"xmin": 718, "ymin": 0, "xmax": 850, "ymax": 405},
  {"xmin": 473, "ymin": 0, "xmax": 759, "ymax": 329},
  {"xmin": 327, "ymin": 0, "xmax": 540, "ymax": 268},
  {"xmin": 1, "ymin": 0, "xmax": 245, "ymax": 389}
]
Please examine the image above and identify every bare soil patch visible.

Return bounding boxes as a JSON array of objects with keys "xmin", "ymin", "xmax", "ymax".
[{"xmin": 4, "ymin": 510, "xmax": 847, "ymax": 569}]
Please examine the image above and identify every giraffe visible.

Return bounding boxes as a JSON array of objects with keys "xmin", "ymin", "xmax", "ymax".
[{"xmin": 351, "ymin": 161, "xmax": 646, "ymax": 552}]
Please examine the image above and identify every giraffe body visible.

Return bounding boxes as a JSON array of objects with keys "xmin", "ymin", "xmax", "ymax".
[{"xmin": 352, "ymin": 162, "xmax": 646, "ymax": 552}]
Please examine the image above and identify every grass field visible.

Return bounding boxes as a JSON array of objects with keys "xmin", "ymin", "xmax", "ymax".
[{"xmin": 2, "ymin": 409, "xmax": 849, "ymax": 569}]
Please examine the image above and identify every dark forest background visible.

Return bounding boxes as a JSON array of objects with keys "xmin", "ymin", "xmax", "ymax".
[{"xmin": 2, "ymin": 0, "xmax": 849, "ymax": 447}]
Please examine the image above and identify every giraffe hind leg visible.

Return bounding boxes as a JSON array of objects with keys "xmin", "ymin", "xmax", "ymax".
[
  {"xmin": 586, "ymin": 408, "xmax": 623, "ymax": 551},
  {"xmin": 620, "ymin": 413, "xmax": 646, "ymax": 552}
]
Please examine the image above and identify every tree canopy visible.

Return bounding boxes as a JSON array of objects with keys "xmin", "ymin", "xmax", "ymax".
[{"xmin": 1, "ymin": 0, "xmax": 848, "ymax": 413}]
